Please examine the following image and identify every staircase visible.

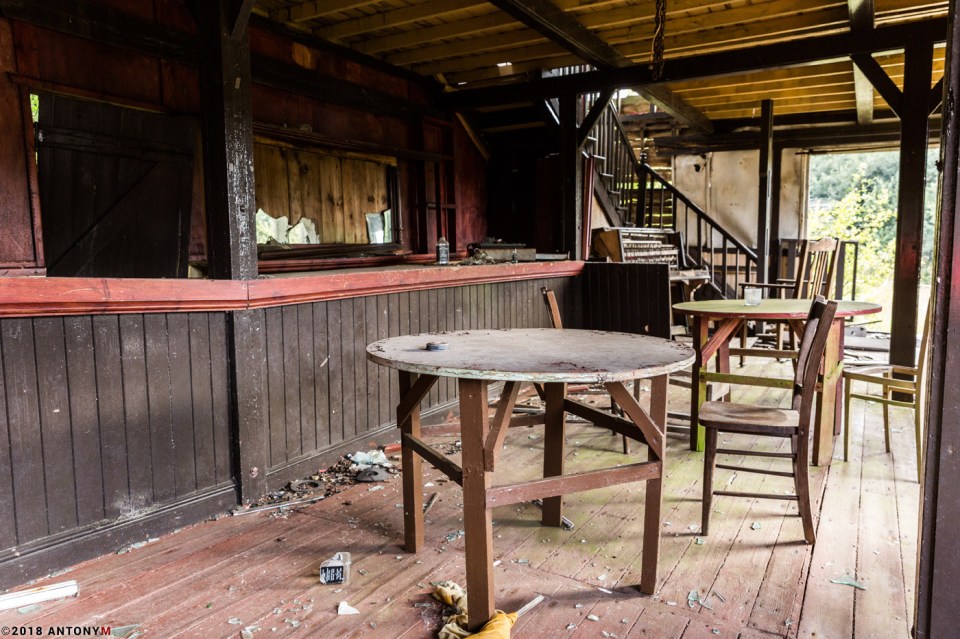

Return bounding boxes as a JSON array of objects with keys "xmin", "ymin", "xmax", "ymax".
[{"xmin": 582, "ymin": 94, "xmax": 758, "ymax": 298}]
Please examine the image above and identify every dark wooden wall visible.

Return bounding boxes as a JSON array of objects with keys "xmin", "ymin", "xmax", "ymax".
[
  {"xmin": 0, "ymin": 274, "xmax": 579, "ymax": 587},
  {"xmin": 0, "ymin": 312, "xmax": 236, "ymax": 585},
  {"xmin": 580, "ymin": 262, "xmax": 674, "ymax": 339},
  {"xmin": 261, "ymin": 276, "xmax": 578, "ymax": 485}
]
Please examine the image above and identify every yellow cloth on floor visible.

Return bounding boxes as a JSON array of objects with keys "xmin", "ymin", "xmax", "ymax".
[{"xmin": 432, "ymin": 581, "xmax": 517, "ymax": 638}]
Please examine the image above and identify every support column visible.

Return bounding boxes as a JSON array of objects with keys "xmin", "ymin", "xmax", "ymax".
[
  {"xmin": 197, "ymin": 0, "xmax": 257, "ymax": 281},
  {"xmin": 756, "ymin": 100, "xmax": 774, "ymax": 285},
  {"xmin": 890, "ymin": 42, "xmax": 934, "ymax": 368},
  {"xmin": 917, "ymin": 4, "xmax": 960, "ymax": 635},
  {"xmin": 769, "ymin": 143, "xmax": 784, "ymax": 283},
  {"xmin": 196, "ymin": 0, "xmax": 265, "ymax": 503},
  {"xmin": 560, "ymin": 93, "xmax": 582, "ymax": 259}
]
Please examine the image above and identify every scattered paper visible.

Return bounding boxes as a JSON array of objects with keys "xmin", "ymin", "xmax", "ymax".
[{"xmin": 338, "ymin": 601, "xmax": 360, "ymax": 615}]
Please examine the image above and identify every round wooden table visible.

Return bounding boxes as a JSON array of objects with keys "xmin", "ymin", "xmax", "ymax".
[
  {"xmin": 368, "ymin": 328, "xmax": 694, "ymax": 630},
  {"xmin": 673, "ymin": 299, "xmax": 881, "ymax": 464}
]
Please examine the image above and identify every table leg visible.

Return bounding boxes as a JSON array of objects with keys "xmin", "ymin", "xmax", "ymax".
[
  {"xmin": 690, "ymin": 316, "xmax": 708, "ymax": 452},
  {"xmin": 643, "ymin": 374, "xmax": 667, "ymax": 594},
  {"xmin": 398, "ymin": 371, "xmax": 424, "ymax": 553},
  {"xmin": 542, "ymin": 382, "xmax": 567, "ymax": 527},
  {"xmin": 459, "ymin": 378, "xmax": 495, "ymax": 632},
  {"xmin": 812, "ymin": 318, "xmax": 843, "ymax": 465}
]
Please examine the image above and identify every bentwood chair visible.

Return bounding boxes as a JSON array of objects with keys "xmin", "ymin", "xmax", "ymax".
[
  {"xmin": 737, "ymin": 238, "xmax": 840, "ymax": 362},
  {"xmin": 843, "ymin": 300, "xmax": 932, "ymax": 482},
  {"xmin": 701, "ymin": 296, "xmax": 838, "ymax": 545}
]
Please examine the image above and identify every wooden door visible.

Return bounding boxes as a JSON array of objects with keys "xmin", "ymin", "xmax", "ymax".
[{"xmin": 36, "ymin": 95, "xmax": 195, "ymax": 277}]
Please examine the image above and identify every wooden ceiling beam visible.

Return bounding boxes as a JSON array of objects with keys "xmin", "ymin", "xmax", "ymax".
[
  {"xmin": 851, "ymin": 52, "xmax": 903, "ymax": 116},
  {"xmin": 486, "ymin": 0, "xmax": 624, "ymax": 69},
  {"xmin": 437, "ymin": 7, "xmax": 852, "ymax": 83},
  {"xmin": 314, "ymin": 0, "xmax": 480, "ymax": 42},
  {"xmin": 270, "ymin": 1, "xmax": 373, "ymax": 24},
  {"xmin": 443, "ymin": 17, "xmax": 947, "ymax": 109},
  {"xmin": 486, "ymin": 0, "xmax": 714, "ymax": 133},
  {"xmin": 229, "ymin": 0, "xmax": 255, "ymax": 41},
  {"xmin": 848, "ymin": 0, "xmax": 875, "ymax": 124}
]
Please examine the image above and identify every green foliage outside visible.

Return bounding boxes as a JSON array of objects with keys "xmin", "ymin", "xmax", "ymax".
[
  {"xmin": 807, "ymin": 149, "xmax": 939, "ymax": 333},
  {"xmin": 30, "ymin": 93, "xmax": 38, "ymax": 122}
]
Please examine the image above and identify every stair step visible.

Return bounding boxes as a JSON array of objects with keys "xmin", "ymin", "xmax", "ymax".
[
  {"xmin": 592, "ymin": 155, "xmax": 607, "ymax": 162},
  {"xmin": 600, "ymin": 172, "xmax": 614, "ymax": 179}
]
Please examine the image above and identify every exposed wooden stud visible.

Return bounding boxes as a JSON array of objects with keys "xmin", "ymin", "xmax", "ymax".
[
  {"xmin": 847, "ymin": 0, "xmax": 874, "ymax": 33},
  {"xmin": 577, "ymin": 88, "xmax": 613, "ymax": 149},
  {"xmin": 930, "ymin": 76, "xmax": 945, "ymax": 113},
  {"xmin": 559, "ymin": 93, "xmax": 581, "ymax": 258},
  {"xmin": 270, "ymin": 0, "xmax": 372, "ymax": 24},
  {"xmin": 853, "ymin": 64, "xmax": 875, "ymax": 125},
  {"xmin": 197, "ymin": 0, "xmax": 256, "ymax": 281},
  {"xmin": 229, "ymin": 0, "xmax": 255, "ymax": 41},
  {"xmin": 890, "ymin": 41, "xmax": 935, "ymax": 371},
  {"xmin": 851, "ymin": 52, "xmax": 904, "ymax": 116},
  {"xmin": 757, "ymin": 99, "xmax": 774, "ymax": 287}
]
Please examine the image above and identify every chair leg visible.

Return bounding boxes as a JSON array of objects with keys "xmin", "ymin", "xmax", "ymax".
[
  {"xmin": 701, "ymin": 428, "xmax": 718, "ymax": 536},
  {"xmin": 843, "ymin": 376, "xmax": 852, "ymax": 462},
  {"xmin": 794, "ymin": 433, "xmax": 816, "ymax": 544},
  {"xmin": 882, "ymin": 372, "xmax": 892, "ymax": 453},
  {"xmin": 739, "ymin": 323, "xmax": 747, "ymax": 367}
]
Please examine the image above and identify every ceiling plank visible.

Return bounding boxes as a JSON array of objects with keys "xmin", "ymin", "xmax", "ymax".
[
  {"xmin": 270, "ymin": 0, "xmax": 373, "ymax": 24},
  {"xmin": 486, "ymin": 0, "xmax": 625, "ymax": 69},
  {"xmin": 442, "ymin": 17, "xmax": 946, "ymax": 109},
  {"xmin": 851, "ymin": 52, "xmax": 904, "ymax": 116},
  {"xmin": 486, "ymin": 0, "xmax": 714, "ymax": 133},
  {"xmin": 314, "ymin": 0, "xmax": 479, "ymax": 41}
]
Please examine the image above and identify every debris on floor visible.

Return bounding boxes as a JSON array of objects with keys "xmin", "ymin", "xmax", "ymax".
[
  {"xmin": 830, "ymin": 575, "xmax": 867, "ymax": 590},
  {"xmin": 319, "ymin": 552, "xmax": 351, "ymax": 585},
  {"xmin": 337, "ymin": 601, "xmax": 360, "ymax": 615},
  {"xmin": 230, "ymin": 449, "xmax": 401, "ymax": 515},
  {"xmin": 430, "ymin": 580, "xmax": 527, "ymax": 638}
]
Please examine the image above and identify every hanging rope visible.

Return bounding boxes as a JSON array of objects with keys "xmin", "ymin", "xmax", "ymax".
[{"xmin": 651, "ymin": 0, "xmax": 666, "ymax": 81}]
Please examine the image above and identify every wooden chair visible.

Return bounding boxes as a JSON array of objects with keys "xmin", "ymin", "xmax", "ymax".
[
  {"xmin": 541, "ymin": 287, "xmax": 631, "ymax": 453},
  {"xmin": 701, "ymin": 297, "xmax": 839, "ymax": 544},
  {"xmin": 737, "ymin": 237, "xmax": 841, "ymax": 361},
  {"xmin": 843, "ymin": 300, "xmax": 932, "ymax": 482}
]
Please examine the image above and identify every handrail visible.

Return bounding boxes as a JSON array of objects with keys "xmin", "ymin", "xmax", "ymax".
[{"xmin": 579, "ymin": 91, "xmax": 759, "ymax": 298}]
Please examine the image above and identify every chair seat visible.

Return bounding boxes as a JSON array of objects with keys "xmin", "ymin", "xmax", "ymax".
[{"xmin": 700, "ymin": 401, "xmax": 799, "ymax": 434}]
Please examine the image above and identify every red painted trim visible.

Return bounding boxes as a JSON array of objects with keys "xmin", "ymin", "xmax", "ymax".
[
  {"xmin": 246, "ymin": 261, "xmax": 583, "ymax": 308},
  {"xmin": 0, "ymin": 262, "xmax": 584, "ymax": 317}
]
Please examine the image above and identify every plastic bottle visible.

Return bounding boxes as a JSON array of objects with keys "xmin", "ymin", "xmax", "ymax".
[{"xmin": 436, "ymin": 236, "xmax": 449, "ymax": 265}]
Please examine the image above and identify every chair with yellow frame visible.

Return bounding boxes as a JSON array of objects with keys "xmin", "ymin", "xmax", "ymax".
[{"xmin": 842, "ymin": 300, "xmax": 932, "ymax": 482}]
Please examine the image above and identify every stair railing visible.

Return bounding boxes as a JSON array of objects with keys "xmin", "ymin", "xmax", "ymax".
[{"xmin": 579, "ymin": 93, "xmax": 758, "ymax": 297}]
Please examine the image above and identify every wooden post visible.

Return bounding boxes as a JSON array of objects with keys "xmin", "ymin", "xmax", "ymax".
[
  {"xmin": 560, "ymin": 93, "xmax": 582, "ymax": 258},
  {"xmin": 917, "ymin": 2, "xmax": 960, "ymax": 635},
  {"xmin": 769, "ymin": 143, "xmax": 784, "ymax": 283},
  {"xmin": 197, "ymin": 0, "xmax": 257, "ymax": 281},
  {"xmin": 196, "ymin": 1, "xmax": 264, "ymax": 502},
  {"xmin": 890, "ymin": 42, "xmax": 934, "ymax": 370},
  {"xmin": 756, "ymin": 100, "xmax": 774, "ymax": 286}
]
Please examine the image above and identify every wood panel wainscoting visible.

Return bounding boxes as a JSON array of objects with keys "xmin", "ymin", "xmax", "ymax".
[{"xmin": 0, "ymin": 262, "xmax": 593, "ymax": 588}]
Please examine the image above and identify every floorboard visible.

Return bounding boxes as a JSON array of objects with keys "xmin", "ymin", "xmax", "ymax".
[{"xmin": 0, "ymin": 362, "xmax": 919, "ymax": 638}]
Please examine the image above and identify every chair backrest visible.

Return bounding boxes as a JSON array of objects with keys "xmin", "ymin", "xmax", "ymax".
[
  {"xmin": 542, "ymin": 287, "xmax": 563, "ymax": 329},
  {"xmin": 918, "ymin": 297, "xmax": 934, "ymax": 381},
  {"xmin": 792, "ymin": 296, "xmax": 839, "ymax": 426},
  {"xmin": 792, "ymin": 238, "xmax": 840, "ymax": 299}
]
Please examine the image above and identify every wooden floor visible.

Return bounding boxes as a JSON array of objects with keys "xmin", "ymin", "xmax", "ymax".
[{"xmin": 0, "ymin": 362, "xmax": 920, "ymax": 638}]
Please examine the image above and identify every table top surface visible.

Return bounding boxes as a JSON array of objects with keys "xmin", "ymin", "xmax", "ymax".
[
  {"xmin": 367, "ymin": 328, "xmax": 695, "ymax": 383},
  {"xmin": 673, "ymin": 298, "xmax": 882, "ymax": 319}
]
